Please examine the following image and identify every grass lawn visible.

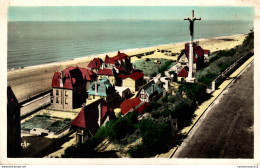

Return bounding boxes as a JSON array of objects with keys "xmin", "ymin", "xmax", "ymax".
[{"xmin": 133, "ymin": 58, "xmax": 175, "ymax": 77}]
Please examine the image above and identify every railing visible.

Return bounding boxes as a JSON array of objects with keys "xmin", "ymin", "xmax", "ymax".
[{"xmin": 211, "ymin": 50, "xmax": 254, "ymax": 91}]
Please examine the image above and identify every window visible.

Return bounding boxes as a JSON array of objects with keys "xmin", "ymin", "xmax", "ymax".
[
  {"xmin": 51, "ymin": 97, "xmax": 53, "ymax": 103},
  {"xmin": 140, "ymin": 94, "xmax": 146, "ymax": 99},
  {"xmin": 56, "ymin": 97, "xmax": 59, "ymax": 103},
  {"xmin": 65, "ymin": 91, "xmax": 68, "ymax": 96},
  {"xmin": 56, "ymin": 90, "xmax": 59, "ymax": 95},
  {"xmin": 65, "ymin": 98, "xmax": 68, "ymax": 104}
]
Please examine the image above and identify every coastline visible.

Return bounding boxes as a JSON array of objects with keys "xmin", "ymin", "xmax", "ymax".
[{"xmin": 8, "ymin": 33, "xmax": 247, "ymax": 103}]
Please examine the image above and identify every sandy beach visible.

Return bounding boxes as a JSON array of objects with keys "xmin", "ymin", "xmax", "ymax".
[{"xmin": 7, "ymin": 34, "xmax": 247, "ymax": 103}]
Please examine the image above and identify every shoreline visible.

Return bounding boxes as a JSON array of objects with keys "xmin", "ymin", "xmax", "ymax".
[
  {"xmin": 7, "ymin": 33, "xmax": 247, "ymax": 73},
  {"xmin": 8, "ymin": 33, "xmax": 247, "ymax": 103}
]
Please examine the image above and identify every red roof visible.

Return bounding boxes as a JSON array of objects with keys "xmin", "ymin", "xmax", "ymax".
[
  {"xmin": 178, "ymin": 66, "xmax": 189, "ymax": 77},
  {"xmin": 97, "ymin": 68, "xmax": 114, "ymax": 76},
  {"xmin": 51, "ymin": 72, "xmax": 61, "ymax": 88},
  {"xmin": 120, "ymin": 97, "xmax": 149, "ymax": 115},
  {"xmin": 117, "ymin": 71, "xmax": 144, "ymax": 81},
  {"xmin": 71, "ymin": 99, "xmax": 115, "ymax": 134},
  {"xmin": 204, "ymin": 50, "xmax": 210, "ymax": 55},
  {"xmin": 88, "ymin": 58, "xmax": 103, "ymax": 69},
  {"xmin": 51, "ymin": 67, "xmax": 95, "ymax": 89},
  {"xmin": 105, "ymin": 51, "xmax": 130, "ymax": 64},
  {"xmin": 115, "ymin": 66, "xmax": 124, "ymax": 72}
]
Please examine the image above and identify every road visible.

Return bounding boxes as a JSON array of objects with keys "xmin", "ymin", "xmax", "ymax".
[{"xmin": 173, "ymin": 61, "xmax": 254, "ymax": 158}]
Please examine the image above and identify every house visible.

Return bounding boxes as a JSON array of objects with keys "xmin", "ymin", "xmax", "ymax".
[
  {"xmin": 97, "ymin": 68, "xmax": 117, "ymax": 85},
  {"xmin": 115, "ymin": 86, "xmax": 131, "ymax": 100},
  {"xmin": 71, "ymin": 99, "xmax": 115, "ymax": 143},
  {"xmin": 87, "ymin": 58, "xmax": 104, "ymax": 73},
  {"xmin": 177, "ymin": 66, "xmax": 189, "ymax": 82},
  {"xmin": 120, "ymin": 97, "xmax": 149, "ymax": 116},
  {"xmin": 117, "ymin": 71, "xmax": 144, "ymax": 93},
  {"xmin": 51, "ymin": 66, "xmax": 95, "ymax": 110},
  {"xmin": 136, "ymin": 80, "xmax": 163, "ymax": 102},
  {"xmin": 176, "ymin": 42, "xmax": 210, "ymax": 73},
  {"xmin": 87, "ymin": 77, "xmax": 119, "ymax": 104},
  {"xmin": 7, "ymin": 86, "xmax": 22, "ymax": 157},
  {"xmin": 104, "ymin": 51, "xmax": 132, "ymax": 73}
]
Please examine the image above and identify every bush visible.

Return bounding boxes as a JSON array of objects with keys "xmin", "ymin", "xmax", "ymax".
[
  {"xmin": 109, "ymin": 112, "xmax": 138, "ymax": 140},
  {"xmin": 173, "ymin": 101, "xmax": 196, "ymax": 129},
  {"xmin": 158, "ymin": 60, "xmax": 174, "ymax": 76},
  {"xmin": 178, "ymin": 82, "xmax": 208, "ymax": 104},
  {"xmin": 129, "ymin": 118, "xmax": 172, "ymax": 157}
]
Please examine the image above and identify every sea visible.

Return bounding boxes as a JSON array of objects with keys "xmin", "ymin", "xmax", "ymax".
[{"xmin": 7, "ymin": 20, "xmax": 253, "ymax": 69}]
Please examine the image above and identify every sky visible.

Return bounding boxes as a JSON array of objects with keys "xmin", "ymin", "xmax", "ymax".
[{"xmin": 8, "ymin": 6, "xmax": 254, "ymax": 21}]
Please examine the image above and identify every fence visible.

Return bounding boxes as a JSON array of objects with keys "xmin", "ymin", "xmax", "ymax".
[{"xmin": 211, "ymin": 50, "xmax": 254, "ymax": 91}]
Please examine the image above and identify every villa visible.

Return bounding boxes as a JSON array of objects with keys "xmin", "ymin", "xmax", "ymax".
[
  {"xmin": 136, "ymin": 80, "xmax": 164, "ymax": 102},
  {"xmin": 87, "ymin": 77, "xmax": 119, "ymax": 104},
  {"xmin": 51, "ymin": 66, "xmax": 95, "ymax": 110},
  {"xmin": 71, "ymin": 99, "xmax": 115, "ymax": 144},
  {"xmin": 117, "ymin": 71, "xmax": 144, "ymax": 93}
]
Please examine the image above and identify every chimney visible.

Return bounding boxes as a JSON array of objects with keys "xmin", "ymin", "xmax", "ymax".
[
  {"xmin": 98, "ymin": 103, "xmax": 102, "ymax": 126},
  {"xmin": 95, "ymin": 81, "xmax": 98, "ymax": 95},
  {"xmin": 60, "ymin": 70, "xmax": 63, "ymax": 88}
]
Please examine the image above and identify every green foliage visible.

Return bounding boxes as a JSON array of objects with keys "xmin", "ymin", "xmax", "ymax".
[
  {"xmin": 158, "ymin": 60, "xmax": 174, "ymax": 76},
  {"xmin": 173, "ymin": 100, "xmax": 196, "ymax": 129},
  {"xmin": 129, "ymin": 118, "xmax": 172, "ymax": 157},
  {"xmin": 64, "ymin": 118, "xmax": 71, "ymax": 121},
  {"xmin": 197, "ymin": 72, "xmax": 218, "ymax": 87},
  {"xmin": 51, "ymin": 121, "xmax": 61, "ymax": 127},
  {"xmin": 178, "ymin": 82, "xmax": 208, "ymax": 104},
  {"xmin": 196, "ymin": 32, "xmax": 254, "ymax": 86},
  {"xmin": 109, "ymin": 112, "xmax": 139, "ymax": 140},
  {"xmin": 36, "ymin": 114, "xmax": 51, "ymax": 118},
  {"xmin": 143, "ymin": 101, "xmax": 161, "ymax": 113},
  {"xmin": 150, "ymin": 72, "xmax": 158, "ymax": 77}
]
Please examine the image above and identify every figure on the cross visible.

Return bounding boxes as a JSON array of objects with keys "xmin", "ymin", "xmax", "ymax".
[{"xmin": 189, "ymin": 20, "xmax": 194, "ymax": 36}]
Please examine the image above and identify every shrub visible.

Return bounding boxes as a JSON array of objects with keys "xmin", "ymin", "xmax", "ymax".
[
  {"xmin": 109, "ymin": 112, "xmax": 138, "ymax": 140},
  {"xmin": 178, "ymin": 82, "xmax": 208, "ymax": 104},
  {"xmin": 129, "ymin": 117, "xmax": 172, "ymax": 157}
]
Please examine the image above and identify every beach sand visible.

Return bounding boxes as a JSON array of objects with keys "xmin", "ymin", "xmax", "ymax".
[{"xmin": 7, "ymin": 34, "xmax": 247, "ymax": 103}]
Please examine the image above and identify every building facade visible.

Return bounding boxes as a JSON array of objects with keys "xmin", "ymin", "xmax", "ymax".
[
  {"xmin": 51, "ymin": 67, "xmax": 95, "ymax": 110},
  {"xmin": 118, "ymin": 71, "xmax": 144, "ymax": 93},
  {"xmin": 137, "ymin": 80, "xmax": 163, "ymax": 102}
]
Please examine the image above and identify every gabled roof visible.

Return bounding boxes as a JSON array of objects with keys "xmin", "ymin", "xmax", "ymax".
[
  {"xmin": 177, "ymin": 66, "xmax": 189, "ymax": 77},
  {"xmin": 105, "ymin": 51, "xmax": 130, "ymax": 64},
  {"xmin": 71, "ymin": 99, "xmax": 115, "ymax": 135},
  {"xmin": 117, "ymin": 71, "xmax": 144, "ymax": 81},
  {"xmin": 88, "ymin": 58, "xmax": 103, "ymax": 69},
  {"xmin": 180, "ymin": 48, "xmax": 197, "ymax": 63},
  {"xmin": 88, "ymin": 77, "xmax": 113, "ymax": 97},
  {"xmin": 51, "ymin": 67, "xmax": 95, "ymax": 89},
  {"xmin": 97, "ymin": 68, "xmax": 114, "ymax": 76},
  {"xmin": 120, "ymin": 97, "xmax": 149, "ymax": 115},
  {"xmin": 141, "ymin": 80, "xmax": 163, "ymax": 96}
]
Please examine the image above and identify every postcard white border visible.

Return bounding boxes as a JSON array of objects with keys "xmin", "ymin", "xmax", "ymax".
[{"xmin": 0, "ymin": 0, "xmax": 259, "ymax": 165}]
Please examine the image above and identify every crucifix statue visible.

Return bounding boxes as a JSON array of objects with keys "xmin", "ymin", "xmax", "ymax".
[{"xmin": 184, "ymin": 10, "xmax": 201, "ymax": 82}]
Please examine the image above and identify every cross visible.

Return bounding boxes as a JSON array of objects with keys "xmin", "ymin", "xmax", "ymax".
[
  {"xmin": 183, "ymin": 10, "xmax": 201, "ymax": 83},
  {"xmin": 184, "ymin": 10, "xmax": 201, "ymax": 41}
]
